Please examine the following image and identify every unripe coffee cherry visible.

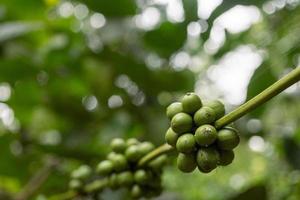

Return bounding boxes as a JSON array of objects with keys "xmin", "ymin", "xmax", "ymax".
[
  {"xmin": 125, "ymin": 145, "xmax": 142, "ymax": 162},
  {"xmin": 166, "ymin": 102, "xmax": 183, "ymax": 119},
  {"xmin": 134, "ymin": 169, "xmax": 151, "ymax": 184},
  {"xmin": 131, "ymin": 184, "xmax": 143, "ymax": 198},
  {"xmin": 109, "ymin": 173, "xmax": 119, "ymax": 189},
  {"xmin": 165, "ymin": 128, "xmax": 178, "ymax": 147},
  {"xmin": 171, "ymin": 113, "xmax": 193, "ymax": 134},
  {"xmin": 71, "ymin": 165, "xmax": 92, "ymax": 180},
  {"xmin": 181, "ymin": 93, "xmax": 202, "ymax": 114},
  {"xmin": 69, "ymin": 179, "xmax": 82, "ymax": 190},
  {"xmin": 149, "ymin": 155, "xmax": 167, "ymax": 171},
  {"xmin": 197, "ymin": 147, "xmax": 220, "ymax": 172},
  {"xmin": 205, "ymin": 100, "xmax": 225, "ymax": 120},
  {"xmin": 96, "ymin": 160, "xmax": 114, "ymax": 175},
  {"xmin": 218, "ymin": 150, "xmax": 234, "ymax": 166},
  {"xmin": 176, "ymin": 134, "xmax": 196, "ymax": 153},
  {"xmin": 194, "ymin": 125, "xmax": 217, "ymax": 146},
  {"xmin": 139, "ymin": 142, "xmax": 155, "ymax": 155},
  {"xmin": 177, "ymin": 153, "xmax": 197, "ymax": 173},
  {"xmin": 117, "ymin": 171, "xmax": 134, "ymax": 186},
  {"xmin": 126, "ymin": 138, "xmax": 140, "ymax": 147},
  {"xmin": 217, "ymin": 127, "xmax": 240, "ymax": 150},
  {"xmin": 194, "ymin": 106, "xmax": 216, "ymax": 126},
  {"xmin": 107, "ymin": 152, "xmax": 117, "ymax": 160},
  {"xmin": 111, "ymin": 138, "xmax": 127, "ymax": 153},
  {"xmin": 110, "ymin": 154, "xmax": 128, "ymax": 172}
]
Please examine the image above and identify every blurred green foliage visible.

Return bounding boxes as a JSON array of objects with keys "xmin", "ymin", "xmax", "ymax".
[{"xmin": 0, "ymin": 0, "xmax": 299, "ymax": 199}]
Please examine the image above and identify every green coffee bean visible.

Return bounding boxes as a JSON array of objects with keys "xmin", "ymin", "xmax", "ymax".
[
  {"xmin": 139, "ymin": 142, "xmax": 155, "ymax": 155},
  {"xmin": 217, "ymin": 127, "xmax": 240, "ymax": 150},
  {"xmin": 165, "ymin": 128, "xmax": 179, "ymax": 147},
  {"xmin": 181, "ymin": 93, "xmax": 202, "ymax": 114},
  {"xmin": 125, "ymin": 145, "xmax": 143, "ymax": 162},
  {"xmin": 205, "ymin": 100, "xmax": 225, "ymax": 120},
  {"xmin": 171, "ymin": 113, "xmax": 193, "ymax": 134},
  {"xmin": 134, "ymin": 169, "xmax": 151, "ymax": 185},
  {"xmin": 196, "ymin": 147, "xmax": 219, "ymax": 172},
  {"xmin": 177, "ymin": 153, "xmax": 197, "ymax": 173},
  {"xmin": 176, "ymin": 133, "xmax": 196, "ymax": 153},
  {"xmin": 166, "ymin": 102, "xmax": 183, "ymax": 119},
  {"xmin": 117, "ymin": 171, "xmax": 134, "ymax": 186},
  {"xmin": 96, "ymin": 160, "xmax": 114, "ymax": 175},
  {"xmin": 69, "ymin": 179, "xmax": 82, "ymax": 190},
  {"xmin": 131, "ymin": 184, "xmax": 143, "ymax": 198},
  {"xmin": 110, "ymin": 138, "xmax": 127, "ymax": 153},
  {"xmin": 126, "ymin": 138, "xmax": 140, "ymax": 147},
  {"xmin": 194, "ymin": 125, "xmax": 217, "ymax": 146},
  {"xmin": 194, "ymin": 106, "xmax": 216, "ymax": 126},
  {"xmin": 110, "ymin": 154, "xmax": 128, "ymax": 172},
  {"xmin": 71, "ymin": 165, "xmax": 92, "ymax": 180}
]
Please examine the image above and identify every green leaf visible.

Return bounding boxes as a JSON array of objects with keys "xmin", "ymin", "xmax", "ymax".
[
  {"xmin": 246, "ymin": 63, "xmax": 277, "ymax": 117},
  {"xmin": 143, "ymin": 22, "xmax": 187, "ymax": 58},
  {"xmin": 77, "ymin": 0, "xmax": 137, "ymax": 17}
]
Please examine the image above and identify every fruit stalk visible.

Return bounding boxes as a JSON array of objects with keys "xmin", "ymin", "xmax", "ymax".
[{"xmin": 215, "ymin": 67, "xmax": 300, "ymax": 129}]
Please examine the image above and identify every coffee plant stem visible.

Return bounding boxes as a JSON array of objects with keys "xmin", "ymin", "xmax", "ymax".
[
  {"xmin": 138, "ymin": 143, "xmax": 173, "ymax": 167},
  {"xmin": 214, "ymin": 67, "xmax": 300, "ymax": 129}
]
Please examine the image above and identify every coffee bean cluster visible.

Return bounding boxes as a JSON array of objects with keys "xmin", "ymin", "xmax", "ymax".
[
  {"xmin": 165, "ymin": 93, "xmax": 240, "ymax": 173},
  {"xmin": 96, "ymin": 138, "xmax": 166, "ymax": 199}
]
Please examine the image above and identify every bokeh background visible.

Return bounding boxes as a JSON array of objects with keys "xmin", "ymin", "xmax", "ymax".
[{"xmin": 0, "ymin": 0, "xmax": 300, "ymax": 199}]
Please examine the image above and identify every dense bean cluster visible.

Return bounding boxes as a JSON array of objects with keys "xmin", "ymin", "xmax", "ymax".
[
  {"xmin": 69, "ymin": 138, "xmax": 166, "ymax": 199},
  {"xmin": 165, "ymin": 93, "xmax": 240, "ymax": 173}
]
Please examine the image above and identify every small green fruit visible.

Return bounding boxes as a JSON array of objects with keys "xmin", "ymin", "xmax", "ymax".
[
  {"xmin": 218, "ymin": 150, "xmax": 234, "ymax": 166},
  {"xmin": 117, "ymin": 171, "xmax": 134, "ymax": 186},
  {"xmin": 166, "ymin": 102, "xmax": 183, "ymax": 119},
  {"xmin": 110, "ymin": 154, "xmax": 128, "ymax": 172},
  {"xmin": 194, "ymin": 106, "xmax": 216, "ymax": 126},
  {"xmin": 110, "ymin": 138, "xmax": 126, "ymax": 153},
  {"xmin": 109, "ymin": 173, "xmax": 119, "ymax": 189},
  {"xmin": 126, "ymin": 138, "xmax": 140, "ymax": 147},
  {"xmin": 107, "ymin": 152, "xmax": 117, "ymax": 160},
  {"xmin": 205, "ymin": 100, "xmax": 225, "ymax": 119},
  {"xmin": 131, "ymin": 184, "xmax": 143, "ymax": 198},
  {"xmin": 125, "ymin": 145, "xmax": 143, "ymax": 162},
  {"xmin": 196, "ymin": 147, "xmax": 219, "ymax": 172},
  {"xmin": 134, "ymin": 169, "xmax": 151, "ymax": 185},
  {"xmin": 176, "ymin": 134, "xmax": 196, "ymax": 153},
  {"xmin": 171, "ymin": 113, "xmax": 193, "ymax": 134},
  {"xmin": 139, "ymin": 142, "xmax": 155, "ymax": 155},
  {"xmin": 217, "ymin": 127, "xmax": 240, "ymax": 150},
  {"xmin": 69, "ymin": 179, "xmax": 82, "ymax": 190},
  {"xmin": 149, "ymin": 155, "xmax": 167, "ymax": 171},
  {"xmin": 177, "ymin": 153, "xmax": 197, "ymax": 173},
  {"xmin": 181, "ymin": 93, "xmax": 202, "ymax": 114},
  {"xmin": 96, "ymin": 160, "xmax": 114, "ymax": 175},
  {"xmin": 71, "ymin": 165, "xmax": 92, "ymax": 180},
  {"xmin": 195, "ymin": 125, "xmax": 217, "ymax": 146},
  {"xmin": 165, "ymin": 128, "xmax": 179, "ymax": 147}
]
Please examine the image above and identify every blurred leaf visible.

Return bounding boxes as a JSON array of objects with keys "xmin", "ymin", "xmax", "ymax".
[
  {"xmin": 77, "ymin": 0, "xmax": 136, "ymax": 17},
  {"xmin": 283, "ymin": 137, "xmax": 300, "ymax": 169},
  {"xmin": 246, "ymin": 63, "xmax": 277, "ymax": 117},
  {"xmin": 182, "ymin": 0, "xmax": 198, "ymax": 22},
  {"xmin": 143, "ymin": 22, "xmax": 187, "ymax": 58},
  {"xmin": 230, "ymin": 184, "xmax": 267, "ymax": 200}
]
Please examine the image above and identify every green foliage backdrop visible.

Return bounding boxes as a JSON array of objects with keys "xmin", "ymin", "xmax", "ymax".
[{"xmin": 0, "ymin": 0, "xmax": 299, "ymax": 199}]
